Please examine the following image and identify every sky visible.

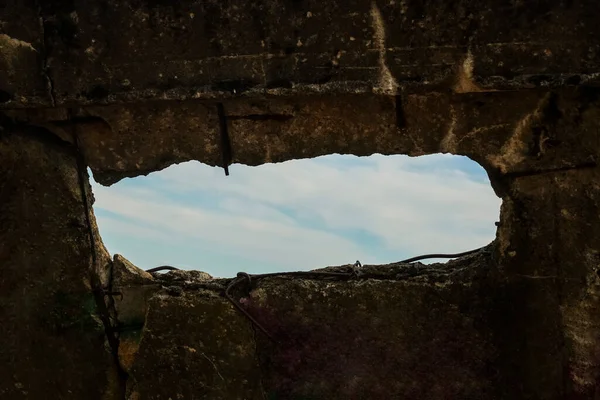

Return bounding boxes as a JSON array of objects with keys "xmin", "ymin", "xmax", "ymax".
[{"xmin": 90, "ymin": 154, "xmax": 502, "ymax": 278}]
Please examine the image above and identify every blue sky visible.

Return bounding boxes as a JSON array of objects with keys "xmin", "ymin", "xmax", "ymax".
[{"xmin": 90, "ymin": 154, "xmax": 501, "ymax": 278}]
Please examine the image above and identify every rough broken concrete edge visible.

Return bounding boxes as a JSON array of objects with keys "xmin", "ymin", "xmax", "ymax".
[
  {"xmin": 116, "ymin": 245, "xmax": 496, "ymax": 397},
  {"xmin": 0, "ymin": 88, "xmax": 564, "ymax": 190},
  {"xmin": 147, "ymin": 244, "xmax": 494, "ymax": 291}
]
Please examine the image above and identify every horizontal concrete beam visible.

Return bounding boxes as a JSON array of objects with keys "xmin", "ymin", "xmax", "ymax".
[{"xmin": 1, "ymin": 0, "xmax": 600, "ymax": 108}]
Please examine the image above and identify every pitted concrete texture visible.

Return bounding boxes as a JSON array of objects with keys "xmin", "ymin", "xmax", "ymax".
[
  {"xmin": 2, "ymin": 0, "xmax": 600, "ymax": 108},
  {"xmin": 2, "ymin": 0, "xmax": 600, "ymax": 399}
]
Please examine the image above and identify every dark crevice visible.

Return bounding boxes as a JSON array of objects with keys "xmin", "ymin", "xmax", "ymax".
[
  {"xmin": 566, "ymin": 75, "xmax": 581, "ymax": 85},
  {"xmin": 1, "ymin": 113, "xmax": 113, "ymax": 151},
  {"xmin": 0, "ymin": 116, "xmax": 74, "ymax": 150},
  {"xmin": 105, "ymin": 255, "xmax": 121, "ymax": 340},
  {"xmin": 44, "ymin": 66, "xmax": 57, "ymax": 107},
  {"xmin": 83, "ymin": 85, "xmax": 110, "ymax": 101},
  {"xmin": 574, "ymin": 86, "xmax": 600, "ymax": 125},
  {"xmin": 114, "ymin": 323, "xmax": 146, "ymax": 334},
  {"xmin": 395, "ymin": 94, "xmax": 406, "ymax": 129},
  {"xmin": 0, "ymin": 90, "xmax": 13, "ymax": 104},
  {"xmin": 252, "ymin": 323, "xmax": 269, "ymax": 400},
  {"xmin": 70, "ymin": 115, "xmax": 129, "ymax": 397}
]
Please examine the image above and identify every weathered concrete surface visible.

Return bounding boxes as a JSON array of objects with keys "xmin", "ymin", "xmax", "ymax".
[
  {"xmin": 46, "ymin": 88, "xmax": 600, "ymax": 186},
  {"xmin": 2, "ymin": 87, "xmax": 600, "ymax": 399},
  {"xmin": 2, "ymin": 0, "xmax": 600, "ymax": 398},
  {"xmin": 497, "ymin": 169, "xmax": 600, "ymax": 399},
  {"xmin": 80, "ymin": 85, "xmax": 600, "ymax": 399},
  {"xmin": 0, "ymin": 127, "xmax": 119, "ymax": 399},
  {"xmin": 114, "ymin": 244, "xmax": 587, "ymax": 400},
  {"xmin": 124, "ymin": 253, "xmax": 500, "ymax": 400},
  {"xmin": 2, "ymin": 0, "xmax": 600, "ymax": 108},
  {"xmin": 127, "ymin": 291, "xmax": 265, "ymax": 399},
  {"xmin": 109, "ymin": 235, "xmax": 600, "ymax": 399},
  {"xmin": 250, "ymin": 257, "xmax": 499, "ymax": 400},
  {"xmin": 111, "ymin": 261, "xmax": 263, "ymax": 400},
  {"xmin": 3, "ymin": 88, "xmax": 598, "ymax": 186},
  {"xmin": 111, "ymin": 254, "xmax": 159, "ymax": 375}
]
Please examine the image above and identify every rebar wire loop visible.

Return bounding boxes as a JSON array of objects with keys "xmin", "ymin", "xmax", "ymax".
[
  {"xmin": 224, "ymin": 270, "xmax": 356, "ymax": 342},
  {"xmin": 224, "ymin": 273, "xmax": 275, "ymax": 341},
  {"xmin": 398, "ymin": 248, "xmax": 483, "ymax": 263}
]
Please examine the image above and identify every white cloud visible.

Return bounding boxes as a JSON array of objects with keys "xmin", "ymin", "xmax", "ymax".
[
  {"xmin": 90, "ymin": 154, "xmax": 501, "ymax": 276},
  {"xmin": 91, "ymin": 183, "xmax": 370, "ymax": 274}
]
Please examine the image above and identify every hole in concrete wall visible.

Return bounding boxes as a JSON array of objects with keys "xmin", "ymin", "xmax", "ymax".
[{"xmin": 90, "ymin": 154, "xmax": 501, "ymax": 277}]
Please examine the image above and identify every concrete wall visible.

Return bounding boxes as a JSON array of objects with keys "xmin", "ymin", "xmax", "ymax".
[{"xmin": 2, "ymin": 1, "xmax": 600, "ymax": 398}]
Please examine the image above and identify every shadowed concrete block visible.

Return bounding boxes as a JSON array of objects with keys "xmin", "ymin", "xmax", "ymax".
[
  {"xmin": 0, "ymin": 128, "xmax": 118, "ymax": 399},
  {"xmin": 126, "ymin": 290, "xmax": 265, "ymax": 399},
  {"xmin": 121, "ymin": 253, "xmax": 512, "ymax": 399}
]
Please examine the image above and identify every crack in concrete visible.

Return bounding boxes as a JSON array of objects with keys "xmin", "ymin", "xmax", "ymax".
[{"xmin": 70, "ymin": 117, "xmax": 129, "ymax": 398}]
